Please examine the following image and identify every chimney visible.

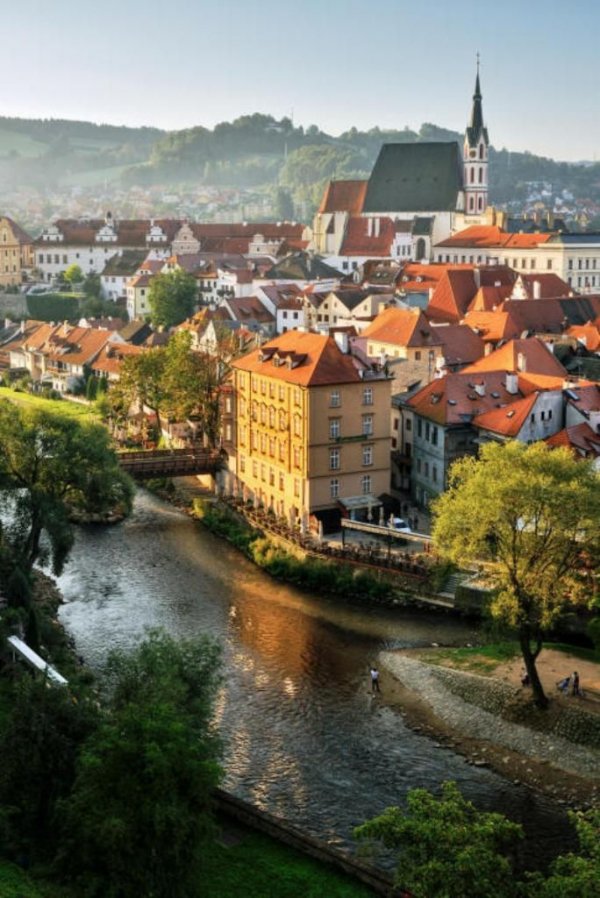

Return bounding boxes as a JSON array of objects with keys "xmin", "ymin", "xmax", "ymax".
[
  {"xmin": 379, "ymin": 350, "xmax": 387, "ymax": 368},
  {"xmin": 474, "ymin": 382, "xmax": 486, "ymax": 397},
  {"xmin": 367, "ymin": 218, "xmax": 373, "ymax": 237},
  {"xmin": 533, "ymin": 280, "xmax": 541, "ymax": 299},
  {"xmin": 484, "ymin": 342, "xmax": 493, "ymax": 355},
  {"xmin": 374, "ymin": 218, "xmax": 380, "ymax": 237},
  {"xmin": 517, "ymin": 352, "xmax": 526, "ymax": 372},
  {"xmin": 506, "ymin": 373, "xmax": 519, "ymax": 394},
  {"xmin": 334, "ymin": 331, "xmax": 349, "ymax": 354},
  {"xmin": 20, "ymin": 319, "xmax": 25, "ymax": 334}
]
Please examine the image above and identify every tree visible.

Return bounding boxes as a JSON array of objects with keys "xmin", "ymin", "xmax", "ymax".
[
  {"xmin": 59, "ymin": 630, "xmax": 223, "ymax": 898},
  {"xmin": 63, "ymin": 263, "xmax": 84, "ymax": 286},
  {"xmin": 354, "ymin": 781, "xmax": 523, "ymax": 898},
  {"xmin": 0, "ymin": 676, "xmax": 98, "ymax": 862},
  {"xmin": 82, "ymin": 272, "xmax": 102, "ymax": 300},
  {"xmin": 148, "ymin": 269, "xmax": 197, "ymax": 328},
  {"xmin": 110, "ymin": 347, "xmax": 168, "ymax": 439},
  {"xmin": 523, "ymin": 808, "xmax": 600, "ymax": 897},
  {"xmin": 432, "ymin": 442, "xmax": 600, "ymax": 708},
  {"xmin": 272, "ymin": 185, "xmax": 294, "ymax": 220},
  {"xmin": 0, "ymin": 402, "xmax": 133, "ymax": 579}
]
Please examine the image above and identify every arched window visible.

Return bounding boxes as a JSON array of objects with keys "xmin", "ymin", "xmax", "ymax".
[
  {"xmin": 479, "ymin": 143, "xmax": 484, "ymax": 160},
  {"xmin": 478, "ymin": 196, "xmax": 483, "ymax": 210},
  {"xmin": 470, "ymin": 167, "xmax": 475, "ymax": 183},
  {"xmin": 469, "ymin": 196, "xmax": 475, "ymax": 211},
  {"xmin": 415, "ymin": 237, "xmax": 426, "ymax": 260},
  {"xmin": 478, "ymin": 168, "xmax": 483, "ymax": 184}
]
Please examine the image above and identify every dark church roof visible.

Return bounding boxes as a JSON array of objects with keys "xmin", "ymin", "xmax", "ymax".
[
  {"xmin": 465, "ymin": 73, "xmax": 489, "ymax": 148},
  {"xmin": 263, "ymin": 252, "xmax": 342, "ymax": 281},
  {"xmin": 362, "ymin": 142, "xmax": 464, "ymax": 214}
]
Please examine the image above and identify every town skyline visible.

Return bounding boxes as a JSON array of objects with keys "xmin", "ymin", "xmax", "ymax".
[{"xmin": 3, "ymin": 0, "xmax": 600, "ymax": 163}]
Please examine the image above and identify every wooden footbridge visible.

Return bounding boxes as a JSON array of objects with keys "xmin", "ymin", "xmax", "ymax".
[{"xmin": 117, "ymin": 448, "xmax": 223, "ymax": 479}]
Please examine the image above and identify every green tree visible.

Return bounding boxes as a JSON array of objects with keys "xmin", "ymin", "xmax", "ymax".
[
  {"xmin": 0, "ymin": 676, "xmax": 99, "ymax": 862},
  {"xmin": 354, "ymin": 781, "xmax": 523, "ymax": 898},
  {"xmin": 432, "ymin": 442, "xmax": 600, "ymax": 708},
  {"xmin": 0, "ymin": 402, "xmax": 133, "ymax": 578},
  {"xmin": 60, "ymin": 630, "xmax": 223, "ymax": 898},
  {"xmin": 148, "ymin": 269, "xmax": 197, "ymax": 328},
  {"xmin": 272, "ymin": 186, "xmax": 295, "ymax": 220},
  {"xmin": 63, "ymin": 263, "xmax": 84, "ymax": 286},
  {"xmin": 82, "ymin": 272, "xmax": 102, "ymax": 301},
  {"xmin": 524, "ymin": 809, "xmax": 600, "ymax": 897},
  {"xmin": 110, "ymin": 347, "xmax": 168, "ymax": 438}
]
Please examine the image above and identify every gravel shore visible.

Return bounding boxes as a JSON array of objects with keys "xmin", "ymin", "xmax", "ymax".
[{"xmin": 380, "ymin": 652, "xmax": 600, "ymax": 782}]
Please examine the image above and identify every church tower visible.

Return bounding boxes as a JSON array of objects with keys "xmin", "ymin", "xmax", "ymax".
[{"xmin": 463, "ymin": 60, "xmax": 489, "ymax": 216}]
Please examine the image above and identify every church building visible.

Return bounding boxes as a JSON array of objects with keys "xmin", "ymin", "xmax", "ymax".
[{"xmin": 310, "ymin": 68, "xmax": 492, "ymax": 268}]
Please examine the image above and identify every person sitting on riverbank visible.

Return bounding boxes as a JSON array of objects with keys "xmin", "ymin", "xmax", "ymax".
[
  {"xmin": 520, "ymin": 669, "xmax": 530, "ymax": 687},
  {"xmin": 556, "ymin": 676, "xmax": 571, "ymax": 695}
]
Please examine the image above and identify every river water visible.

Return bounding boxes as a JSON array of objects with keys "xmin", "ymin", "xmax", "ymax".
[{"xmin": 57, "ymin": 490, "xmax": 571, "ymax": 866}]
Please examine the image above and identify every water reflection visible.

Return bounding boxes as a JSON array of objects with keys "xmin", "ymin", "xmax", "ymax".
[{"xmin": 57, "ymin": 489, "xmax": 572, "ymax": 866}]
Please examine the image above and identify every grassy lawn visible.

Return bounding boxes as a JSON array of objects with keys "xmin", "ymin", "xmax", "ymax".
[
  {"xmin": 202, "ymin": 825, "xmax": 376, "ymax": 898},
  {"xmin": 0, "ymin": 388, "xmax": 98, "ymax": 421},
  {"xmin": 0, "ymin": 828, "xmax": 377, "ymax": 898},
  {"xmin": 419, "ymin": 640, "xmax": 598, "ymax": 675}
]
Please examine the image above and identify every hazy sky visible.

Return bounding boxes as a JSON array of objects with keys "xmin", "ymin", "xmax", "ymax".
[{"xmin": 3, "ymin": 0, "xmax": 599, "ymax": 161}]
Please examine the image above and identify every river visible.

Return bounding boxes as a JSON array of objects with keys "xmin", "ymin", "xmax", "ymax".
[{"xmin": 57, "ymin": 489, "xmax": 572, "ymax": 867}]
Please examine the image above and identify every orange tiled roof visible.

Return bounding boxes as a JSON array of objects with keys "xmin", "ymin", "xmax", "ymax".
[
  {"xmin": 232, "ymin": 330, "xmax": 367, "ymax": 387},
  {"xmin": 408, "ymin": 370, "xmax": 525, "ymax": 425},
  {"xmin": 567, "ymin": 324, "xmax": 600, "ymax": 352},
  {"xmin": 43, "ymin": 326, "xmax": 112, "ymax": 367},
  {"xmin": 91, "ymin": 342, "xmax": 143, "ymax": 375},
  {"xmin": 427, "ymin": 269, "xmax": 479, "ymax": 322},
  {"xmin": 463, "ymin": 338, "xmax": 567, "ymax": 378},
  {"xmin": 437, "ymin": 225, "xmax": 553, "ymax": 250},
  {"xmin": 462, "ymin": 310, "xmax": 520, "ymax": 343},
  {"xmin": 473, "ymin": 393, "xmax": 538, "ymax": 438},
  {"xmin": 362, "ymin": 307, "xmax": 440, "ymax": 348},
  {"xmin": 467, "ymin": 284, "xmax": 513, "ymax": 312},
  {"xmin": 318, "ymin": 180, "xmax": 368, "ymax": 215}
]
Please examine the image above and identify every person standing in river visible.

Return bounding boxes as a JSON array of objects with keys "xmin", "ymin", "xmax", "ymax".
[{"xmin": 370, "ymin": 666, "xmax": 380, "ymax": 693}]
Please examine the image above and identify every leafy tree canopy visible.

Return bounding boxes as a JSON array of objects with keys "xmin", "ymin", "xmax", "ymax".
[
  {"xmin": 432, "ymin": 442, "xmax": 600, "ymax": 707},
  {"xmin": 59, "ymin": 630, "xmax": 223, "ymax": 898},
  {"xmin": 354, "ymin": 781, "xmax": 522, "ymax": 898},
  {"xmin": 148, "ymin": 269, "xmax": 197, "ymax": 328}
]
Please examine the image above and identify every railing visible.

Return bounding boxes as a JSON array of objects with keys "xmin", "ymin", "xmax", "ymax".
[{"xmin": 117, "ymin": 448, "xmax": 222, "ymax": 479}]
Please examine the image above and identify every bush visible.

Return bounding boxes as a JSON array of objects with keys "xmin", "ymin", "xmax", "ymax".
[{"xmin": 26, "ymin": 294, "xmax": 79, "ymax": 321}]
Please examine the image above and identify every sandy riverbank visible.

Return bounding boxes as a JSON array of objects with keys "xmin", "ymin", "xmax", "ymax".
[{"xmin": 378, "ymin": 647, "xmax": 600, "ymax": 808}]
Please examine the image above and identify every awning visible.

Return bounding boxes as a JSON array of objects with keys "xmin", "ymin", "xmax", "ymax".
[{"xmin": 338, "ymin": 494, "xmax": 382, "ymax": 512}]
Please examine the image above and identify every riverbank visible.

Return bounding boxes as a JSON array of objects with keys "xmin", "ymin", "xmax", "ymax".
[{"xmin": 379, "ymin": 647, "xmax": 600, "ymax": 808}]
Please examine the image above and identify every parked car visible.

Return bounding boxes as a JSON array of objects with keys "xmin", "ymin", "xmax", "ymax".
[{"xmin": 390, "ymin": 517, "xmax": 412, "ymax": 533}]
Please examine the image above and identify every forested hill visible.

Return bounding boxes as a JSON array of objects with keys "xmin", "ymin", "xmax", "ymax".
[{"xmin": 1, "ymin": 112, "xmax": 599, "ymax": 219}]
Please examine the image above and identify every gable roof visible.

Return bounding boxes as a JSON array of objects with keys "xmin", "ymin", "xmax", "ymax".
[
  {"xmin": 546, "ymin": 422, "xmax": 600, "ymax": 458},
  {"xmin": 427, "ymin": 269, "xmax": 479, "ymax": 322},
  {"xmin": 318, "ymin": 180, "xmax": 368, "ymax": 215},
  {"xmin": 432, "ymin": 323, "xmax": 485, "ymax": 366},
  {"xmin": 463, "ymin": 337, "xmax": 567, "ymax": 378},
  {"xmin": 263, "ymin": 252, "xmax": 342, "ymax": 281},
  {"xmin": 437, "ymin": 224, "xmax": 554, "ymax": 249},
  {"xmin": 339, "ymin": 217, "xmax": 396, "ymax": 257},
  {"xmin": 463, "ymin": 309, "xmax": 520, "ymax": 343},
  {"xmin": 407, "ymin": 370, "xmax": 526, "ymax": 425},
  {"xmin": 363, "ymin": 142, "xmax": 463, "ymax": 214},
  {"xmin": 567, "ymin": 323, "xmax": 600, "ymax": 352}
]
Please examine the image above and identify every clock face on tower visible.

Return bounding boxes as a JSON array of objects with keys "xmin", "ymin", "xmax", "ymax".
[{"xmin": 469, "ymin": 150, "xmax": 476, "ymax": 159}]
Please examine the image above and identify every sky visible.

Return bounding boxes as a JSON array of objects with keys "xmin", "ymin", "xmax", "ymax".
[{"xmin": 2, "ymin": 0, "xmax": 600, "ymax": 162}]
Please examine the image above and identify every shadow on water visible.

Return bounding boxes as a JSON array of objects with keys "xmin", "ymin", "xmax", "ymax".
[{"xmin": 57, "ymin": 489, "xmax": 576, "ymax": 869}]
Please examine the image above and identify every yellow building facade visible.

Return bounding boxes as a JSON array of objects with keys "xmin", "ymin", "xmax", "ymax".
[
  {"xmin": 231, "ymin": 331, "xmax": 391, "ymax": 526},
  {"xmin": 0, "ymin": 216, "xmax": 34, "ymax": 287}
]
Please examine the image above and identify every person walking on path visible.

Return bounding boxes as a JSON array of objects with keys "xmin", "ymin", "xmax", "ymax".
[
  {"xmin": 557, "ymin": 675, "xmax": 571, "ymax": 695},
  {"xmin": 370, "ymin": 666, "xmax": 380, "ymax": 693},
  {"xmin": 572, "ymin": 671, "xmax": 581, "ymax": 697}
]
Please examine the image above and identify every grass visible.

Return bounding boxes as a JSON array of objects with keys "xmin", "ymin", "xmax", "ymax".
[
  {"xmin": 0, "ymin": 387, "xmax": 98, "ymax": 421},
  {"xmin": 419, "ymin": 642, "xmax": 521, "ymax": 674},
  {"xmin": 201, "ymin": 824, "xmax": 376, "ymax": 898}
]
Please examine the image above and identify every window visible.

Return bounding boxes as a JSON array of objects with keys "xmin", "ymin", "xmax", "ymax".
[
  {"xmin": 417, "ymin": 458, "xmax": 422, "ymax": 473},
  {"xmin": 269, "ymin": 468, "xmax": 275, "ymax": 486},
  {"xmin": 568, "ymin": 260, "xmax": 573, "ymax": 270},
  {"xmin": 363, "ymin": 386, "xmax": 373, "ymax": 405},
  {"xmin": 329, "ymin": 418, "xmax": 341, "ymax": 440},
  {"xmin": 240, "ymin": 455, "xmax": 245, "ymax": 473},
  {"xmin": 260, "ymin": 434, "xmax": 266, "ymax": 452},
  {"xmin": 406, "ymin": 418, "xmax": 412, "ymax": 432},
  {"xmin": 260, "ymin": 379, "xmax": 266, "ymax": 395},
  {"xmin": 261, "ymin": 464, "xmax": 266, "ymax": 482},
  {"xmin": 425, "ymin": 422, "xmax": 430, "ymax": 441},
  {"xmin": 547, "ymin": 259, "xmax": 553, "ymax": 270},
  {"xmin": 279, "ymin": 385, "xmax": 285, "ymax": 401},
  {"xmin": 294, "ymin": 479, "xmax": 300, "ymax": 498},
  {"xmin": 548, "ymin": 409, "xmax": 553, "ymax": 420},
  {"xmin": 530, "ymin": 413, "xmax": 535, "ymax": 423},
  {"xmin": 362, "ymin": 415, "xmax": 373, "ymax": 436},
  {"xmin": 361, "ymin": 474, "xmax": 371, "ymax": 495},
  {"xmin": 362, "ymin": 445, "xmax": 373, "ymax": 466},
  {"xmin": 293, "ymin": 447, "xmax": 301, "ymax": 468},
  {"xmin": 415, "ymin": 351, "xmax": 421, "ymax": 361},
  {"xmin": 432, "ymin": 466, "xmax": 437, "ymax": 483},
  {"xmin": 269, "ymin": 438, "xmax": 275, "ymax": 456},
  {"xmin": 417, "ymin": 419, "xmax": 422, "ymax": 438},
  {"xmin": 269, "ymin": 407, "xmax": 275, "ymax": 428},
  {"xmin": 279, "ymin": 472, "xmax": 284, "ymax": 490},
  {"xmin": 294, "ymin": 388, "xmax": 301, "ymax": 407},
  {"xmin": 431, "ymin": 426, "xmax": 438, "ymax": 446},
  {"xmin": 293, "ymin": 415, "xmax": 302, "ymax": 437},
  {"xmin": 330, "ymin": 389, "xmax": 341, "ymax": 408},
  {"xmin": 252, "ymin": 461, "xmax": 258, "ymax": 477},
  {"xmin": 330, "ymin": 478, "xmax": 339, "ymax": 499},
  {"xmin": 424, "ymin": 462, "xmax": 429, "ymax": 477},
  {"xmin": 329, "ymin": 448, "xmax": 340, "ymax": 470}
]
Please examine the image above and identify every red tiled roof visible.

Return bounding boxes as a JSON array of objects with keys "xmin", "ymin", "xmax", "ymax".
[
  {"xmin": 339, "ymin": 217, "xmax": 396, "ymax": 257},
  {"xmin": 467, "ymin": 284, "xmax": 513, "ymax": 312},
  {"xmin": 91, "ymin": 342, "xmax": 143, "ymax": 375},
  {"xmin": 566, "ymin": 324, "xmax": 600, "ymax": 352},
  {"xmin": 432, "ymin": 323, "xmax": 485, "ymax": 366},
  {"xmin": 546, "ymin": 422, "xmax": 600, "ymax": 458},
  {"xmin": 563, "ymin": 383, "xmax": 600, "ymax": 414},
  {"xmin": 226, "ymin": 296, "xmax": 274, "ymax": 324},
  {"xmin": 437, "ymin": 226, "xmax": 553, "ymax": 250},
  {"xmin": 408, "ymin": 370, "xmax": 525, "ymax": 425},
  {"xmin": 427, "ymin": 269, "xmax": 479, "ymax": 322},
  {"xmin": 512, "ymin": 273, "xmax": 571, "ymax": 298},
  {"xmin": 463, "ymin": 337, "xmax": 567, "ymax": 378},
  {"xmin": 462, "ymin": 310, "xmax": 520, "ymax": 343},
  {"xmin": 318, "ymin": 180, "xmax": 368, "ymax": 215},
  {"xmin": 232, "ymin": 330, "xmax": 367, "ymax": 386}
]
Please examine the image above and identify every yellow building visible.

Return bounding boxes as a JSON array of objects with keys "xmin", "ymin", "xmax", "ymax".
[
  {"xmin": 231, "ymin": 330, "xmax": 392, "ymax": 528},
  {"xmin": 0, "ymin": 216, "xmax": 33, "ymax": 287}
]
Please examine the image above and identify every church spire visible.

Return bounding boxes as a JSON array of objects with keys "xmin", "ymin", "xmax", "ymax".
[{"xmin": 463, "ymin": 57, "xmax": 490, "ymax": 217}]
